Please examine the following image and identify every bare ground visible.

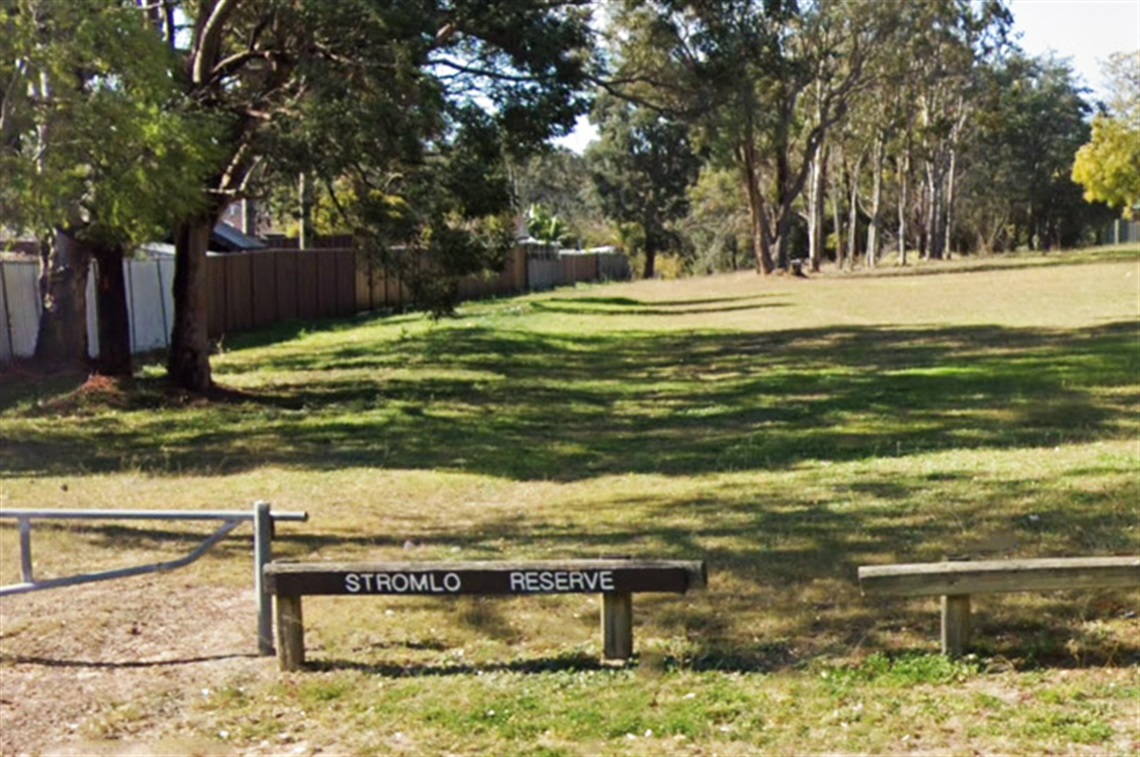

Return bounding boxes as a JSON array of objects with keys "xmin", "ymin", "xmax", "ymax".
[{"xmin": 0, "ymin": 575, "xmax": 271, "ymax": 756}]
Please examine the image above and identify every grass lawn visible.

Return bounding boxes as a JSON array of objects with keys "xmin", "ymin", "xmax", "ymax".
[{"xmin": 1, "ymin": 247, "xmax": 1138, "ymax": 755}]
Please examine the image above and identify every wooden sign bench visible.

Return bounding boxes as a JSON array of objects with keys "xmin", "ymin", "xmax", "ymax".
[
  {"xmin": 263, "ymin": 559, "xmax": 708, "ymax": 671},
  {"xmin": 858, "ymin": 556, "xmax": 1140, "ymax": 656}
]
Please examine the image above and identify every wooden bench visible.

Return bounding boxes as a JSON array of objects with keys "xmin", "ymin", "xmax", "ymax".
[
  {"xmin": 264, "ymin": 559, "xmax": 708, "ymax": 671},
  {"xmin": 858, "ymin": 556, "xmax": 1140, "ymax": 656}
]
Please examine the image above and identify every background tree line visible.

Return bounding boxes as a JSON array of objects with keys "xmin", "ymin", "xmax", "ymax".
[
  {"xmin": 1, "ymin": 0, "xmax": 1135, "ymax": 391},
  {"xmin": 527, "ymin": 1, "xmax": 1133, "ymax": 279}
]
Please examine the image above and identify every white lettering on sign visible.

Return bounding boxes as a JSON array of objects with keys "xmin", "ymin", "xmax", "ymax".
[
  {"xmin": 344, "ymin": 572, "xmax": 462, "ymax": 594},
  {"xmin": 507, "ymin": 570, "xmax": 616, "ymax": 593}
]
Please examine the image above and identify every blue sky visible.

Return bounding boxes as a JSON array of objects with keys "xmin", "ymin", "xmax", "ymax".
[{"xmin": 554, "ymin": 0, "xmax": 1140, "ymax": 153}]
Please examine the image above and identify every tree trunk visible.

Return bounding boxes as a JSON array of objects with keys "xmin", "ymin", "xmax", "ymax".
[
  {"xmin": 846, "ymin": 153, "xmax": 862, "ymax": 270},
  {"xmin": 943, "ymin": 145, "xmax": 958, "ymax": 258},
  {"xmin": 298, "ymin": 172, "xmax": 313, "ymax": 249},
  {"xmin": 925, "ymin": 155, "xmax": 946, "ymax": 260},
  {"xmin": 866, "ymin": 134, "xmax": 884, "ymax": 268},
  {"xmin": 775, "ymin": 137, "xmax": 791, "ymax": 272},
  {"xmin": 898, "ymin": 151, "xmax": 909, "ymax": 266},
  {"xmin": 642, "ymin": 234, "xmax": 657, "ymax": 279},
  {"xmin": 741, "ymin": 141, "xmax": 776, "ymax": 275},
  {"xmin": 831, "ymin": 167, "xmax": 843, "ymax": 270},
  {"xmin": 35, "ymin": 230, "xmax": 90, "ymax": 367},
  {"xmin": 90, "ymin": 241, "xmax": 132, "ymax": 377},
  {"xmin": 918, "ymin": 162, "xmax": 932, "ymax": 259},
  {"xmin": 807, "ymin": 148, "xmax": 826, "ymax": 273},
  {"xmin": 168, "ymin": 213, "xmax": 216, "ymax": 392}
]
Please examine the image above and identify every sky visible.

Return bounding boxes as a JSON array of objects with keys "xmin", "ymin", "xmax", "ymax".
[
  {"xmin": 553, "ymin": 0, "xmax": 1140, "ymax": 153},
  {"xmin": 1007, "ymin": 0, "xmax": 1140, "ymax": 100}
]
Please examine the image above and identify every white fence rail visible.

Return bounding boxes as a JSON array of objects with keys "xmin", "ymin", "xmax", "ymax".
[{"xmin": 0, "ymin": 257, "xmax": 174, "ymax": 364}]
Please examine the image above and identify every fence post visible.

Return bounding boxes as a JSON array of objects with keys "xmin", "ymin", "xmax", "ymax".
[
  {"xmin": 601, "ymin": 592, "xmax": 634, "ymax": 660},
  {"xmin": 18, "ymin": 517, "xmax": 33, "ymax": 583},
  {"xmin": 254, "ymin": 500, "xmax": 274, "ymax": 655},
  {"xmin": 0, "ymin": 262, "xmax": 14, "ymax": 362}
]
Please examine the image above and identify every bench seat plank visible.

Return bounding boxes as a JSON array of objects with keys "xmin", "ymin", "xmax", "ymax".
[
  {"xmin": 265, "ymin": 559, "xmax": 707, "ymax": 597},
  {"xmin": 859, "ymin": 556, "xmax": 1140, "ymax": 597}
]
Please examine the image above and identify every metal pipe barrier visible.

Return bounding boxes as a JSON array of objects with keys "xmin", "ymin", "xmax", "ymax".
[{"xmin": 0, "ymin": 501, "xmax": 308, "ymax": 655}]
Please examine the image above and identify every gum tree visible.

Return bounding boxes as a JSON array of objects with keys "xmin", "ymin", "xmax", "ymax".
[
  {"xmin": 158, "ymin": 0, "xmax": 594, "ymax": 392},
  {"xmin": 605, "ymin": 0, "xmax": 892, "ymax": 274},
  {"xmin": 0, "ymin": 0, "xmax": 215, "ymax": 374},
  {"xmin": 587, "ymin": 95, "xmax": 700, "ymax": 278}
]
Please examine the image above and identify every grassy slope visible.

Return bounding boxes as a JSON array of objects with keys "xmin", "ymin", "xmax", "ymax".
[{"xmin": 1, "ymin": 248, "xmax": 1138, "ymax": 755}]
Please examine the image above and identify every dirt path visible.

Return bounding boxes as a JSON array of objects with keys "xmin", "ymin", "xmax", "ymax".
[{"xmin": 0, "ymin": 576, "xmax": 272, "ymax": 756}]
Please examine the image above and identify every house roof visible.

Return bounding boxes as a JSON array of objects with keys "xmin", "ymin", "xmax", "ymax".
[{"xmin": 210, "ymin": 222, "xmax": 266, "ymax": 252}]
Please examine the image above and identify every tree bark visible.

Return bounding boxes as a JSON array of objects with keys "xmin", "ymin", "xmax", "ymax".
[
  {"xmin": 298, "ymin": 172, "xmax": 313, "ymax": 249},
  {"xmin": 898, "ymin": 150, "xmax": 909, "ymax": 266},
  {"xmin": 90, "ymin": 241, "xmax": 132, "ymax": 377},
  {"xmin": 642, "ymin": 232, "xmax": 657, "ymax": 279},
  {"xmin": 943, "ymin": 144, "xmax": 958, "ymax": 258},
  {"xmin": 168, "ymin": 213, "xmax": 216, "ymax": 392},
  {"xmin": 741, "ymin": 140, "xmax": 776, "ymax": 275},
  {"xmin": 807, "ymin": 148, "xmax": 826, "ymax": 273},
  {"xmin": 774, "ymin": 121, "xmax": 792, "ymax": 272},
  {"xmin": 831, "ymin": 164, "xmax": 843, "ymax": 270},
  {"xmin": 925, "ymin": 154, "xmax": 947, "ymax": 260},
  {"xmin": 35, "ymin": 230, "xmax": 90, "ymax": 367},
  {"xmin": 866, "ymin": 134, "xmax": 884, "ymax": 268},
  {"xmin": 846, "ymin": 152, "xmax": 863, "ymax": 269}
]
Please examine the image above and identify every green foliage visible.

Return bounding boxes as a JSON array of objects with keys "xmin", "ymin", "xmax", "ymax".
[
  {"xmin": 680, "ymin": 167, "xmax": 751, "ymax": 272},
  {"xmin": 526, "ymin": 204, "xmax": 571, "ymax": 245},
  {"xmin": 824, "ymin": 653, "xmax": 980, "ymax": 690},
  {"xmin": 587, "ymin": 95, "xmax": 699, "ymax": 276},
  {"xmin": 0, "ymin": 0, "xmax": 220, "ymax": 248},
  {"xmin": 1072, "ymin": 115, "xmax": 1140, "ymax": 220},
  {"xmin": 511, "ymin": 148, "xmax": 607, "ymax": 247},
  {"xmin": 1069, "ymin": 51, "xmax": 1140, "ymax": 221},
  {"xmin": 959, "ymin": 53, "xmax": 1110, "ymax": 250},
  {"xmin": 240, "ymin": 1, "xmax": 595, "ymax": 317},
  {"xmin": 156, "ymin": 0, "xmax": 595, "ymax": 388}
]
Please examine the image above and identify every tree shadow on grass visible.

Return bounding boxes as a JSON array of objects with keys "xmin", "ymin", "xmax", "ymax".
[
  {"xmin": 307, "ymin": 651, "xmax": 613, "ymax": 677},
  {"xmin": 4, "ymin": 316, "xmax": 1137, "ymax": 667},
  {"xmin": 0, "ymin": 652, "xmax": 260, "ymax": 669},
  {"xmin": 4, "ymin": 320, "xmax": 1136, "ymax": 480},
  {"xmin": 532, "ymin": 294, "xmax": 787, "ymax": 316},
  {"xmin": 261, "ymin": 468, "xmax": 1138, "ymax": 672}
]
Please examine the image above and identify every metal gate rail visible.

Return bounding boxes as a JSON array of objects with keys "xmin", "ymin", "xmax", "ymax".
[{"xmin": 0, "ymin": 501, "xmax": 308, "ymax": 655}]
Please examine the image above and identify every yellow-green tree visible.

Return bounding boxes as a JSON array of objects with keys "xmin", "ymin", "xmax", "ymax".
[{"xmin": 1072, "ymin": 51, "xmax": 1140, "ymax": 219}]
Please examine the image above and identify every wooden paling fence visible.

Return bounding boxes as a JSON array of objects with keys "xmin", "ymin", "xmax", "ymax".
[{"xmin": 0, "ymin": 244, "xmax": 630, "ymax": 362}]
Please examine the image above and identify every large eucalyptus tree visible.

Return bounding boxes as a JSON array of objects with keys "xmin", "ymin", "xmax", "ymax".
[
  {"xmin": 1, "ymin": 0, "xmax": 216, "ymax": 374},
  {"xmin": 156, "ymin": 0, "xmax": 594, "ymax": 390}
]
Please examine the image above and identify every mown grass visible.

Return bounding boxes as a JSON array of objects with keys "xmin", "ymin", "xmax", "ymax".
[{"xmin": 1, "ymin": 247, "xmax": 1138, "ymax": 754}]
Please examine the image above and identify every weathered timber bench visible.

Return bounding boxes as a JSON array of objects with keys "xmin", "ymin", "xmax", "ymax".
[
  {"xmin": 858, "ymin": 556, "xmax": 1140, "ymax": 656},
  {"xmin": 264, "ymin": 559, "xmax": 708, "ymax": 671}
]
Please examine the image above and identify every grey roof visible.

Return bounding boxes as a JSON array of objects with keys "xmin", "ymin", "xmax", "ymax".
[{"xmin": 210, "ymin": 222, "xmax": 266, "ymax": 252}]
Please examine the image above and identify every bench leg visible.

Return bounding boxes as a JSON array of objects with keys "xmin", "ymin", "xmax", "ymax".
[
  {"xmin": 276, "ymin": 594, "xmax": 305, "ymax": 671},
  {"xmin": 941, "ymin": 594, "xmax": 971, "ymax": 657},
  {"xmin": 602, "ymin": 592, "xmax": 633, "ymax": 660}
]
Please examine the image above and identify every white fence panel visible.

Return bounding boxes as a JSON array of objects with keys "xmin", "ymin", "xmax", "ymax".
[
  {"xmin": 1, "ymin": 256, "xmax": 174, "ymax": 364},
  {"xmin": 125, "ymin": 257, "xmax": 174, "ymax": 353},
  {"xmin": 0, "ymin": 261, "xmax": 41, "ymax": 363},
  {"xmin": 86, "ymin": 267, "xmax": 98, "ymax": 358}
]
